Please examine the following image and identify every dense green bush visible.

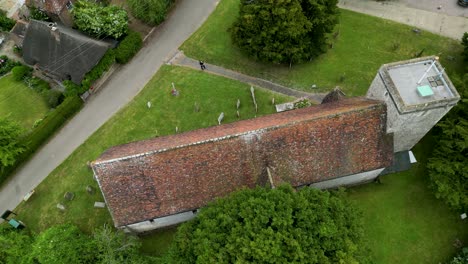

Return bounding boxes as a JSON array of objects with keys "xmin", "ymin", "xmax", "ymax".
[
  {"xmin": 73, "ymin": 0, "xmax": 128, "ymax": 38},
  {"xmin": 0, "ymin": 55, "xmax": 21, "ymax": 76},
  {"xmin": 231, "ymin": 0, "xmax": 339, "ymax": 64},
  {"xmin": 115, "ymin": 30, "xmax": 143, "ymax": 64},
  {"xmin": 0, "ymin": 10, "xmax": 15, "ymax": 31},
  {"xmin": 63, "ymin": 80, "xmax": 82, "ymax": 97},
  {"xmin": 448, "ymin": 248, "xmax": 468, "ymax": 264},
  {"xmin": 80, "ymin": 49, "xmax": 115, "ymax": 92},
  {"xmin": 462, "ymin": 32, "xmax": 468, "ymax": 62},
  {"xmin": 127, "ymin": 0, "xmax": 173, "ymax": 25},
  {"xmin": 42, "ymin": 89, "xmax": 64, "ymax": 108},
  {"xmin": 29, "ymin": 7, "xmax": 51, "ymax": 21},
  {"xmin": 11, "ymin": 65, "xmax": 32, "ymax": 81},
  {"xmin": 169, "ymin": 185, "xmax": 368, "ymax": 263},
  {"xmin": 31, "ymin": 224, "xmax": 96, "ymax": 264},
  {"xmin": 0, "ymin": 96, "xmax": 83, "ymax": 185}
]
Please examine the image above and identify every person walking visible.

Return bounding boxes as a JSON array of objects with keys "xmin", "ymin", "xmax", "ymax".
[{"xmin": 199, "ymin": 60, "xmax": 206, "ymax": 70}]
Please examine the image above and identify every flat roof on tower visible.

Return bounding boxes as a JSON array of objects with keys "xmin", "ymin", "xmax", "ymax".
[{"xmin": 379, "ymin": 56, "xmax": 460, "ymax": 113}]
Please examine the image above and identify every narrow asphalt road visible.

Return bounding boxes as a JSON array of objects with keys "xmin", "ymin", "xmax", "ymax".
[{"xmin": 0, "ymin": 0, "xmax": 219, "ymax": 215}]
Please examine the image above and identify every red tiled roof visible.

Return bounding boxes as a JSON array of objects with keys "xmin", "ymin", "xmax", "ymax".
[{"xmin": 92, "ymin": 97, "xmax": 393, "ymax": 227}]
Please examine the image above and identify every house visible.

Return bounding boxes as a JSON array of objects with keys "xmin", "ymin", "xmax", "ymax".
[
  {"xmin": 91, "ymin": 57, "xmax": 460, "ymax": 233},
  {"xmin": 26, "ymin": 0, "xmax": 74, "ymax": 26},
  {"xmin": 21, "ymin": 19, "xmax": 110, "ymax": 84}
]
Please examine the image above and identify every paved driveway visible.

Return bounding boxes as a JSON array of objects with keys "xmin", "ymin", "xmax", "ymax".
[
  {"xmin": 399, "ymin": 0, "xmax": 468, "ymax": 17},
  {"xmin": 0, "ymin": 0, "xmax": 219, "ymax": 216},
  {"xmin": 339, "ymin": 0, "xmax": 468, "ymax": 40}
]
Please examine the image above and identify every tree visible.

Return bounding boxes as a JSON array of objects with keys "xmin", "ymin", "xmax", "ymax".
[
  {"xmin": 231, "ymin": 0, "xmax": 339, "ymax": 64},
  {"xmin": 462, "ymin": 32, "xmax": 468, "ymax": 62},
  {"xmin": 72, "ymin": 0, "xmax": 128, "ymax": 39},
  {"xmin": 94, "ymin": 224, "xmax": 155, "ymax": 264},
  {"xmin": 0, "ymin": 226, "xmax": 34, "ymax": 264},
  {"xmin": 0, "ymin": 118, "xmax": 25, "ymax": 169},
  {"xmin": 168, "ymin": 185, "xmax": 368, "ymax": 263},
  {"xmin": 427, "ymin": 88, "xmax": 468, "ymax": 211},
  {"xmin": 30, "ymin": 224, "xmax": 96, "ymax": 264},
  {"xmin": 127, "ymin": 0, "xmax": 173, "ymax": 26}
]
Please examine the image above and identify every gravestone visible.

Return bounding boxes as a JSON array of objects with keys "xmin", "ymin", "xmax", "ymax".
[
  {"xmin": 94, "ymin": 202, "xmax": 106, "ymax": 208},
  {"xmin": 218, "ymin": 112, "xmax": 224, "ymax": 125},
  {"xmin": 57, "ymin": 203, "xmax": 66, "ymax": 211},
  {"xmin": 64, "ymin": 192, "xmax": 74, "ymax": 201},
  {"xmin": 86, "ymin": 185, "xmax": 95, "ymax": 195}
]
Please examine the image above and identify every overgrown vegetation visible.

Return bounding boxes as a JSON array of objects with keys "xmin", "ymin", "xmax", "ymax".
[
  {"xmin": 64, "ymin": 49, "xmax": 115, "ymax": 96},
  {"xmin": 0, "ymin": 56, "xmax": 21, "ymax": 76},
  {"xmin": 73, "ymin": 0, "xmax": 128, "ymax": 39},
  {"xmin": 168, "ymin": 185, "xmax": 368, "ymax": 263},
  {"xmin": 127, "ymin": 0, "xmax": 173, "ymax": 26},
  {"xmin": 231, "ymin": 0, "xmax": 339, "ymax": 64},
  {"xmin": 28, "ymin": 7, "xmax": 51, "ymax": 22},
  {"xmin": 0, "ymin": 224, "xmax": 157, "ymax": 263},
  {"xmin": 0, "ymin": 96, "xmax": 83, "ymax": 185},
  {"xmin": 0, "ymin": 10, "xmax": 15, "ymax": 32},
  {"xmin": 447, "ymin": 248, "xmax": 468, "ymax": 264},
  {"xmin": 0, "ymin": 118, "xmax": 25, "ymax": 169},
  {"xmin": 114, "ymin": 30, "xmax": 143, "ymax": 64}
]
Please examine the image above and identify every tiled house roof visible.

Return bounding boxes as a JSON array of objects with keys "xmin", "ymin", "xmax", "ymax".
[
  {"xmin": 92, "ymin": 98, "xmax": 393, "ymax": 227},
  {"xmin": 22, "ymin": 20, "xmax": 110, "ymax": 84}
]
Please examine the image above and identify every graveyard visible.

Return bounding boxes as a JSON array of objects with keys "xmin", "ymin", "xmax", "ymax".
[{"xmin": 5, "ymin": 1, "xmax": 468, "ymax": 263}]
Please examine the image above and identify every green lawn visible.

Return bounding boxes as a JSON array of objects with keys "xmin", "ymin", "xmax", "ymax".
[
  {"xmin": 0, "ymin": 74, "xmax": 49, "ymax": 130},
  {"xmin": 14, "ymin": 65, "xmax": 293, "ymax": 235},
  {"xmin": 180, "ymin": 1, "xmax": 465, "ymax": 96},
  {"xmin": 348, "ymin": 135, "xmax": 468, "ymax": 264}
]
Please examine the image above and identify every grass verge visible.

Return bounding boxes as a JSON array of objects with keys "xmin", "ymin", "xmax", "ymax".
[{"xmin": 180, "ymin": 1, "xmax": 464, "ymax": 96}]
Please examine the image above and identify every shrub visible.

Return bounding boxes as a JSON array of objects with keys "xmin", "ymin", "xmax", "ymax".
[
  {"xmin": 63, "ymin": 80, "xmax": 82, "ymax": 97},
  {"xmin": 25, "ymin": 76, "xmax": 50, "ymax": 93},
  {"xmin": 115, "ymin": 30, "xmax": 143, "ymax": 64},
  {"xmin": 80, "ymin": 49, "xmax": 115, "ymax": 92},
  {"xmin": 42, "ymin": 89, "xmax": 64, "ymax": 108},
  {"xmin": 127, "ymin": 0, "xmax": 173, "ymax": 25},
  {"xmin": 0, "ymin": 55, "xmax": 21, "ymax": 76},
  {"xmin": 0, "ymin": 10, "xmax": 15, "ymax": 31},
  {"xmin": 11, "ymin": 65, "xmax": 32, "ymax": 81},
  {"xmin": 29, "ymin": 7, "xmax": 51, "ymax": 21},
  {"xmin": 0, "ymin": 96, "xmax": 83, "ymax": 185},
  {"xmin": 72, "ymin": 0, "xmax": 128, "ymax": 38},
  {"xmin": 447, "ymin": 248, "xmax": 468, "ymax": 264}
]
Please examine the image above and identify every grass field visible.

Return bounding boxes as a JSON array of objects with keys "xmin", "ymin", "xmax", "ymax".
[
  {"xmin": 0, "ymin": 75, "xmax": 49, "ymax": 131},
  {"xmin": 14, "ymin": 65, "xmax": 293, "ymax": 235},
  {"xmin": 348, "ymin": 135, "xmax": 468, "ymax": 264},
  {"xmin": 180, "ymin": 1, "xmax": 465, "ymax": 96}
]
